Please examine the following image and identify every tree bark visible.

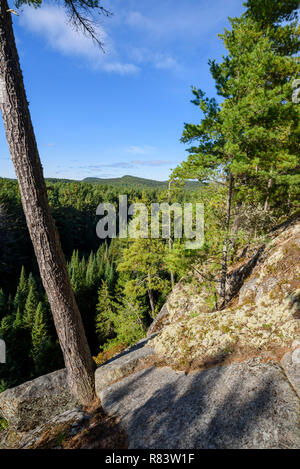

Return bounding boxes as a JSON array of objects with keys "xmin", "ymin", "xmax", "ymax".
[
  {"xmin": 0, "ymin": 3, "xmax": 96, "ymax": 405},
  {"xmin": 219, "ymin": 172, "xmax": 234, "ymax": 309}
]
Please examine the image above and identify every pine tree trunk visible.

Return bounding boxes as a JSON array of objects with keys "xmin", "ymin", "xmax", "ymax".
[
  {"xmin": 0, "ymin": 3, "xmax": 96, "ymax": 405},
  {"xmin": 219, "ymin": 172, "xmax": 234, "ymax": 309}
]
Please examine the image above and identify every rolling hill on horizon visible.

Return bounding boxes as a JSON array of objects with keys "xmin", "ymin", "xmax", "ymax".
[
  {"xmin": 81, "ymin": 175, "xmax": 200, "ymax": 190},
  {"xmin": 1, "ymin": 175, "xmax": 200, "ymax": 190}
]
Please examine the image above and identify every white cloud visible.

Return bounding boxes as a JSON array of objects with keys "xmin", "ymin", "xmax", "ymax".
[
  {"xmin": 80, "ymin": 162, "xmax": 134, "ymax": 169},
  {"xmin": 102, "ymin": 61, "xmax": 139, "ymax": 74},
  {"xmin": 125, "ymin": 145, "xmax": 156, "ymax": 155},
  {"xmin": 153, "ymin": 55, "xmax": 179, "ymax": 71},
  {"xmin": 132, "ymin": 159, "xmax": 174, "ymax": 166},
  {"xmin": 129, "ymin": 47, "xmax": 179, "ymax": 71},
  {"xmin": 125, "ymin": 11, "xmax": 151, "ymax": 29},
  {"xmin": 124, "ymin": 3, "xmax": 237, "ymax": 40},
  {"xmin": 19, "ymin": 4, "xmax": 138, "ymax": 74},
  {"xmin": 18, "ymin": 1, "xmax": 244, "ymax": 77}
]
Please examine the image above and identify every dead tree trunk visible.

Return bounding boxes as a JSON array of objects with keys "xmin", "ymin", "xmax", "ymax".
[
  {"xmin": 219, "ymin": 172, "xmax": 234, "ymax": 309},
  {"xmin": 0, "ymin": 3, "xmax": 95, "ymax": 405}
]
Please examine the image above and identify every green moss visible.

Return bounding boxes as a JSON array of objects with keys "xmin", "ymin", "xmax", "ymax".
[
  {"xmin": 0, "ymin": 418, "xmax": 8, "ymax": 431},
  {"xmin": 242, "ymin": 295, "xmax": 255, "ymax": 306},
  {"xmin": 221, "ymin": 325, "xmax": 232, "ymax": 334},
  {"xmin": 223, "ymin": 346, "xmax": 234, "ymax": 356},
  {"xmin": 190, "ymin": 311, "xmax": 199, "ymax": 318},
  {"xmin": 265, "ymin": 264, "xmax": 277, "ymax": 274},
  {"xmin": 263, "ymin": 323, "xmax": 272, "ymax": 330}
]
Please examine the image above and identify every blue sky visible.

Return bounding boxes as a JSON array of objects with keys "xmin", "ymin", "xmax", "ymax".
[{"xmin": 0, "ymin": 0, "xmax": 245, "ymax": 181}]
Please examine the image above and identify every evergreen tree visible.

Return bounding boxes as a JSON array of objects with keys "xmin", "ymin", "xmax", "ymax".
[
  {"xmin": 112, "ymin": 298, "xmax": 146, "ymax": 346},
  {"xmin": 173, "ymin": 4, "xmax": 299, "ymax": 306},
  {"xmin": 0, "ymin": 313, "xmax": 13, "ymax": 335},
  {"xmin": 86, "ymin": 252, "xmax": 98, "ymax": 288},
  {"xmin": 23, "ymin": 282, "xmax": 39, "ymax": 329},
  {"xmin": 211, "ymin": 15, "xmax": 299, "ymax": 213},
  {"xmin": 95, "ymin": 281, "xmax": 115, "ymax": 344},
  {"xmin": 104, "ymin": 261, "xmax": 115, "ymax": 292},
  {"xmin": 69, "ymin": 250, "xmax": 86, "ymax": 293},
  {"xmin": 31, "ymin": 302, "xmax": 48, "ymax": 359},
  {"xmin": 244, "ymin": 0, "xmax": 299, "ymax": 29},
  {"xmin": 27, "ymin": 272, "xmax": 36, "ymax": 290},
  {"xmin": 118, "ymin": 238, "xmax": 170, "ymax": 319},
  {"xmin": 13, "ymin": 307, "xmax": 22, "ymax": 328},
  {"xmin": 0, "ymin": 312, "xmax": 32, "ymax": 387},
  {"xmin": 13, "ymin": 266, "xmax": 28, "ymax": 312}
]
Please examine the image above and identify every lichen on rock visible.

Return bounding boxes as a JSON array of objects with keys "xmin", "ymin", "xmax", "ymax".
[{"xmin": 149, "ymin": 219, "xmax": 300, "ymax": 367}]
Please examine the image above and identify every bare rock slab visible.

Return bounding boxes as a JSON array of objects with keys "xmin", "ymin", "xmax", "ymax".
[
  {"xmin": 0, "ymin": 369, "xmax": 77, "ymax": 431},
  {"xmin": 281, "ymin": 349, "xmax": 300, "ymax": 399},
  {"xmin": 95, "ymin": 338, "xmax": 156, "ymax": 393},
  {"xmin": 99, "ymin": 360, "xmax": 300, "ymax": 449},
  {"xmin": 0, "ymin": 407, "xmax": 86, "ymax": 449}
]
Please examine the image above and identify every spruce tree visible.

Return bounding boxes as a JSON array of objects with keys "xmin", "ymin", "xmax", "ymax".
[
  {"xmin": 31, "ymin": 302, "xmax": 48, "ymax": 359},
  {"xmin": 104, "ymin": 261, "xmax": 115, "ymax": 292},
  {"xmin": 86, "ymin": 252, "xmax": 98, "ymax": 288},
  {"xmin": 70, "ymin": 250, "xmax": 86, "ymax": 293},
  {"xmin": 13, "ymin": 266, "xmax": 28, "ymax": 311},
  {"xmin": 27, "ymin": 272, "xmax": 36, "ymax": 291},
  {"xmin": 23, "ymin": 283, "xmax": 39, "ymax": 329},
  {"xmin": 118, "ymin": 238, "xmax": 169, "ymax": 319},
  {"xmin": 112, "ymin": 298, "xmax": 146, "ymax": 346},
  {"xmin": 13, "ymin": 307, "xmax": 22, "ymax": 328},
  {"xmin": 95, "ymin": 281, "xmax": 115, "ymax": 344}
]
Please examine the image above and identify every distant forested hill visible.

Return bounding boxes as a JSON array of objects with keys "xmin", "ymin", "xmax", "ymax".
[{"xmin": 82, "ymin": 175, "xmax": 200, "ymax": 190}]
